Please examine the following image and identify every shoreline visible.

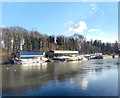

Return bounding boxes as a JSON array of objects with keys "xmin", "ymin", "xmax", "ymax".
[
  {"xmin": 1, "ymin": 54, "xmax": 119, "ymax": 65},
  {"xmin": 102, "ymin": 55, "xmax": 119, "ymax": 59}
]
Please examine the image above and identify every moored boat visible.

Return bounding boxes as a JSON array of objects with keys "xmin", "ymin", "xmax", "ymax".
[
  {"xmin": 52, "ymin": 55, "xmax": 82, "ymax": 62},
  {"xmin": 14, "ymin": 57, "xmax": 48, "ymax": 64},
  {"xmin": 14, "ymin": 52, "xmax": 48, "ymax": 64}
]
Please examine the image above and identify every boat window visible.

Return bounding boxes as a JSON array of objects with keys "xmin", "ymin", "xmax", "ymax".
[{"xmin": 20, "ymin": 57, "xmax": 35, "ymax": 59}]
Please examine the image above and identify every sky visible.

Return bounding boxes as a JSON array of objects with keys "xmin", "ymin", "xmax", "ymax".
[{"xmin": 2, "ymin": 2, "xmax": 118, "ymax": 43}]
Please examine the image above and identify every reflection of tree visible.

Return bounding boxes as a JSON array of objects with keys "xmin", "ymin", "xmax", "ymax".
[
  {"xmin": 68, "ymin": 72, "xmax": 89, "ymax": 91},
  {"xmin": 53, "ymin": 62, "xmax": 89, "ymax": 90},
  {"xmin": 81, "ymin": 78, "xmax": 88, "ymax": 90},
  {"xmin": 2, "ymin": 63, "xmax": 56, "ymax": 95},
  {"xmin": 3, "ymin": 59, "xmax": 118, "ymax": 95},
  {"xmin": 57, "ymin": 74, "xmax": 66, "ymax": 82}
]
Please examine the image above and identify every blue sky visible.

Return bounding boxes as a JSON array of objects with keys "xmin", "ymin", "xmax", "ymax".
[{"xmin": 2, "ymin": 2, "xmax": 118, "ymax": 43}]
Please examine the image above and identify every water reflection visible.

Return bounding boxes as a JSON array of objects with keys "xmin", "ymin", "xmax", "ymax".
[{"xmin": 2, "ymin": 59, "xmax": 119, "ymax": 96}]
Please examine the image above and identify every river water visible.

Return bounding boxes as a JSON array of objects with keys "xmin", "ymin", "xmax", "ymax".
[{"xmin": 2, "ymin": 58, "xmax": 119, "ymax": 96}]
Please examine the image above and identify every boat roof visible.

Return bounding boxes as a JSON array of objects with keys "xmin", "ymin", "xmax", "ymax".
[
  {"xmin": 19, "ymin": 52, "xmax": 45, "ymax": 55},
  {"xmin": 50, "ymin": 50, "xmax": 79, "ymax": 54}
]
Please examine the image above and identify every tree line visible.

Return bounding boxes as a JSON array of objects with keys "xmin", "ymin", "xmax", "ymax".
[{"xmin": 0, "ymin": 26, "xmax": 119, "ymax": 62}]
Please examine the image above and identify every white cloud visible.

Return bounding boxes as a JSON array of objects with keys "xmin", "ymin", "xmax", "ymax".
[
  {"xmin": 89, "ymin": 6, "xmax": 100, "ymax": 16},
  {"xmin": 92, "ymin": 7, "xmax": 98, "ymax": 10},
  {"xmin": 99, "ymin": 32, "xmax": 104, "ymax": 36},
  {"xmin": 86, "ymin": 34, "xmax": 117, "ymax": 43},
  {"xmin": 88, "ymin": 12, "xmax": 93, "ymax": 15},
  {"xmin": 100, "ymin": 10, "xmax": 104, "ymax": 16},
  {"xmin": 64, "ymin": 21, "xmax": 87, "ymax": 34},
  {"xmin": 83, "ymin": 0, "xmax": 89, "ymax": 2},
  {"xmin": 91, "ymin": 4, "xmax": 96, "ymax": 7},
  {"xmin": 81, "ymin": 4, "xmax": 104, "ymax": 19},
  {"xmin": 86, "ymin": 35, "xmax": 103, "ymax": 41},
  {"xmin": 0, "ymin": 25, "xmax": 6, "ymax": 28},
  {"xmin": 88, "ymin": 29, "xmax": 100, "ymax": 33},
  {"xmin": 90, "ymin": 4, "xmax": 104, "ymax": 16},
  {"xmin": 64, "ymin": 21, "xmax": 74, "ymax": 27}
]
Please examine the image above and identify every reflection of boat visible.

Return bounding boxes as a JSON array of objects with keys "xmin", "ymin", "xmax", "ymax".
[{"xmin": 20, "ymin": 62, "xmax": 48, "ymax": 66}]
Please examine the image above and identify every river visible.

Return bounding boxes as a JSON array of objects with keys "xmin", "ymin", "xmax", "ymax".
[{"xmin": 2, "ymin": 58, "xmax": 119, "ymax": 96}]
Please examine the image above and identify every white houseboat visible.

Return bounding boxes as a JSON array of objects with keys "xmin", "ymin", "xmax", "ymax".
[
  {"xmin": 49, "ymin": 50, "xmax": 81, "ymax": 61},
  {"xmin": 14, "ymin": 52, "xmax": 48, "ymax": 64}
]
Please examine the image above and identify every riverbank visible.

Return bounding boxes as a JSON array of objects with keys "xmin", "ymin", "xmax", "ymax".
[
  {"xmin": 103, "ymin": 55, "xmax": 119, "ymax": 59},
  {"xmin": 1, "ymin": 54, "xmax": 119, "ymax": 65}
]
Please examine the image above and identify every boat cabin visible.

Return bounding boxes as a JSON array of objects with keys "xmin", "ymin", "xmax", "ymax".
[
  {"xmin": 15, "ymin": 52, "xmax": 45, "ymax": 60},
  {"xmin": 49, "ymin": 50, "xmax": 79, "ymax": 58}
]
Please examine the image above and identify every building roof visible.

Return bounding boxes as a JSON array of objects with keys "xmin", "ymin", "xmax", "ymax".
[{"xmin": 50, "ymin": 50, "xmax": 78, "ymax": 54}]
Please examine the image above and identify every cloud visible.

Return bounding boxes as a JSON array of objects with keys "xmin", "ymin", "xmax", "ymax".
[
  {"xmin": 91, "ymin": 4, "xmax": 96, "ymax": 7},
  {"xmin": 88, "ymin": 29, "xmax": 100, "ymax": 33},
  {"xmin": 99, "ymin": 32, "xmax": 104, "ymax": 36},
  {"xmin": 100, "ymin": 10, "xmax": 104, "ymax": 16},
  {"xmin": 64, "ymin": 21, "xmax": 74, "ymax": 27},
  {"xmin": 64, "ymin": 21, "xmax": 87, "ymax": 34},
  {"xmin": 86, "ymin": 34, "xmax": 117, "ymax": 43},
  {"xmin": 82, "ymin": 0, "xmax": 89, "ymax": 2},
  {"xmin": 88, "ymin": 29, "xmax": 104, "ymax": 36},
  {"xmin": 88, "ymin": 12, "xmax": 93, "ymax": 15},
  {"xmin": 90, "ymin": 4, "xmax": 104, "ymax": 16},
  {"xmin": 0, "ymin": 25, "xmax": 6, "ymax": 28},
  {"xmin": 88, "ymin": 5, "xmax": 100, "ymax": 16},
  {"xmin": 86, "ymin": 35, "xmax": 103, "ymax": 41},
  {"xmin": 81, "ymin": 4, "xmax": 104, "ymax": 19},
  {"xmin": 92, "ymin": 7, "xmax": 98, "ymax": 10}
]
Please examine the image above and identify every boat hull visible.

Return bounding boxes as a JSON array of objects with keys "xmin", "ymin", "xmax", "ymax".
[
  {"xmin": 52, "ymin": 56, "xmax": 81, "ymax": 62},
  {"xmin": 14, "ymin": 59, "xmax": 47, "ymax": 64}
]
